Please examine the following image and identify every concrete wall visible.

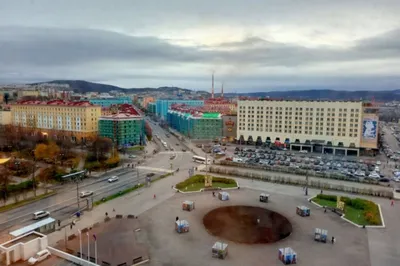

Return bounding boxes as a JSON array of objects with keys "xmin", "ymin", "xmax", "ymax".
[
  {"xmin": 47, "ymin": 247, "xmax": 98, "ymax": 266},
  {"xmin": 0, "ymin": 232, "xmax": 48, "ymax": 265}
]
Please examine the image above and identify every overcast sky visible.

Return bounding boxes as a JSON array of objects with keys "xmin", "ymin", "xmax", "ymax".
[{"xmin": 1, "ymin": 0, "xmax": 400, "ymax": 92}]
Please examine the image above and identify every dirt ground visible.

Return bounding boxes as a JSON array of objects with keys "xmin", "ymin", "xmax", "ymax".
[
  {"xmin": 138, "ymin": 188, "xmax": 371, "ymax": 266},
  {"xmin": 203, "ymin": 205, "xmax": 292, "ymax": 244}
]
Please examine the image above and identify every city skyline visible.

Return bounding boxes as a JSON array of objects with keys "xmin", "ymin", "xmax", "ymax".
[{"xmin": 1, "ymin": 0, "xmax": 400, "ymax": 91}]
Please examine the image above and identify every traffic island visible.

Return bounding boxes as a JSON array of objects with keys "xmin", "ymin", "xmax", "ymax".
[
  {"xmin": 175, "ymin": 174, "xmax": 238, "ymax": 192},
  {"xmin": 311, "ymin": 194, "xmax": 384, "ymax": 227}
]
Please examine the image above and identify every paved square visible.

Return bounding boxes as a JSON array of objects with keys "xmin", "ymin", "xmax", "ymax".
[{"xmin": 138, "ymin": 188, "xmax": 370, "ymax": 266}]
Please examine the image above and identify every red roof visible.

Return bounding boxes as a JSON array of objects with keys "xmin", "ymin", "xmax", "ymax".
[
  {"xmin": 15, "ymin": 99, "xmax": 96, "ymax": 107},
  {"xmin": 101, "ymin": 104, "xmax": 142, "ymax": 116}
]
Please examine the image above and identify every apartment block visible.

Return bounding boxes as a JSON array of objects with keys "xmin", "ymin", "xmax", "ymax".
[
  {"xmin": 11, "ymin": 100, "xmax": 101, "ymax": 142},
  {"xmin": 237, "ymin": 100, "xmax": 379, "ymax": 156}
]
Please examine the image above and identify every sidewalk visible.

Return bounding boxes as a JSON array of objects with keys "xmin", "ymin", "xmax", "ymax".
[{"xmin": 47, "ymin": 168, "xmax": 188, "ymax": 246}]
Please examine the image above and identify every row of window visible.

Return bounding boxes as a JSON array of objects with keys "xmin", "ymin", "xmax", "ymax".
[{"xmin": 240, "ymin": 106, "xmax": 360, "ymax": 112}]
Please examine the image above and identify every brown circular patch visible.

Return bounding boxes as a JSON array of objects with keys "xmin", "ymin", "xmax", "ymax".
[{"xmin": 203, "ymin": 206, "xmax": 292, "ymax": 244}]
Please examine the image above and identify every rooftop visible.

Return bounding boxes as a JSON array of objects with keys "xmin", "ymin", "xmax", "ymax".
[
  {"xmin": 14, "ymin": 99, "xmax": 97, "ymax": 107},
  {"xmin": 100, "ymin": 113, "xmax": 143, "ymax": 120}
]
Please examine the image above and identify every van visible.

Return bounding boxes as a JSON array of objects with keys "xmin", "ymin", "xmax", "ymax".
[
  {"xmin": 28, "ymin": 249, "xmax": 51, "ymax": 265},
  {"xmin": 32, "ymin": 211, "xmax": 50, "ymax": 220}
]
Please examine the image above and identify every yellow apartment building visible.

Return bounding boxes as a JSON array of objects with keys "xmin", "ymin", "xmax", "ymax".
[
  {"xmin": 11, "ymin": 100, "xmax": 101, "ymax": 142},
  {"xmin": 0, "ymin": 110, "xmax": 11, "ymax": 125},
  {"xmin": 237, "ymin": 99, "xmax": 379, "ymax": 156}
]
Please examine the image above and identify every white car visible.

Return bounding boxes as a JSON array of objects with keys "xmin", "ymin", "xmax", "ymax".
[
  {"xmin": 376, "ymin": 161, "xmax": 381, "ymax": 165},
  {"xmin": 108, "ymin": 176, "xmax": 119, "ymax": 183},
  {"xmin": 80, "ymin": 191, "xmax": 93, "ymax": 198},
  {"xmin": 299, "ymin": 150, "xmax": 308, "ymax": 153},
  {"xmin": 32, "ymin": 211, "xmax": 50, "ymax": 220},
  {"xmin": 28, "ymin": 249, "xmax": 51, "ymax": 265},
  {"xmin": 128, "ymin": 155, "xmax": 137, "ymax": 159}
]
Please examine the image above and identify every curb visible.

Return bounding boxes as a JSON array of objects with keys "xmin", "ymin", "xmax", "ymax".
[
  {"xmin": 173, "ymin": 181, "xmax": 240, "ymax": 194},
  {"xmin": 308, "ymin": 195, "xmax": 386, "ymax": 229}
]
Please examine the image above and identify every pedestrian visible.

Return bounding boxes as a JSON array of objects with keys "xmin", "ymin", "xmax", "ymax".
[
  {"xmin": 105, "ymin": 212, "xmax": 108, "ymax": 216},
  {"xmin": 57, "ymin": 220, "xmax": 61, "ymax": 227},
  {"xmin": 153, "ymin": 194, "xmax": 156, "ymax": 199},
  {"xmin": 331, "ymin": 236, "xmax": 335, "ymax": 244},
  {"xmin": 113, "ymin": 208, "xmax": 115, "ymax": 212},
  {"xmin": 320, "ymin": 189, "xmax": 323, "ymax": 194},
  {"xmin": 391, "ymin": 200, "xmax": 394, "ymax": 207}
]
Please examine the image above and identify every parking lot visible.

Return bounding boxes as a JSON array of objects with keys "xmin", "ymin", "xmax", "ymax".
[{"xmin": 222, "ymin": 146, "xmax": 391, "ymax": 182}]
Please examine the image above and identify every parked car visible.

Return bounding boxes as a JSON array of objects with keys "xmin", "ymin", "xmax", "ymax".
[
  {"xmin": 108, "ymin": 176, "xmax": 119, "ymax": 183},
  {"xmin": 28, "ymin": 249, "xmax": 51, "ymax": 265},
  {"xmin": 128, "ymin": 154, "xmax": 137, "ymax": 159},
  {"xmin": 80, "ymin": 191, "xmax": 93, "ymax": 198},
  {"xmin": 299, "ymin": 150, "xmax": 308, "ymax": 154},
  {"xmin": 32, "ymin": 211, "xmax": 50, "ymax": 220}
]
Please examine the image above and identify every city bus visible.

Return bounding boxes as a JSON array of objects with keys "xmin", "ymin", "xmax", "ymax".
[{"xmin": 192, "ymin": 155, "xmax": 211, "ymax": 164}]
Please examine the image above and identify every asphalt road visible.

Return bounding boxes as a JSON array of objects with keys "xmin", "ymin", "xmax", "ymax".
[{"xmin": 0, "ymin": 120, "xmax": 194, "ymax": 234}]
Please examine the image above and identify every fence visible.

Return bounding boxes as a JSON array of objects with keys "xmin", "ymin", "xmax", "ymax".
[
  {"xmin": 218, "ymin": 160, "xmax": 383, "ymax": 186},
  {"xmin": 209, "ymin": 166, "xmax": 394, "ymax": 198},
  {"xmin": 47, "ymin": 246, "xmax": 98, "ymax": 266}
]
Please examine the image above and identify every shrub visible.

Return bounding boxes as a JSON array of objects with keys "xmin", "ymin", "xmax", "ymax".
[
  {"xmin": 316, "ymin": 194, "xmax": 337, "ymax": 202},
  {"xmin": 175, "ymin": 174, "xmax": 236, "ymax": 190}
]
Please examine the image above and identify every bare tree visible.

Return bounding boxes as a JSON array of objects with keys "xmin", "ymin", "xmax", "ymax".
[{"xmin": 0, "ymin": 165, "xmax": 11, "ymax": 205}]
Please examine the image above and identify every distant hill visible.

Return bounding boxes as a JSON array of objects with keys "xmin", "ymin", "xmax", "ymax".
[
  {"xmin": 224, "ymin": 89, "xmax": 400, "ymax": 101},
  {"xmin": 31, "ymin": 80, "xmax": 400, "ymax": 101},
  {"xmin": 31, "ymin": 80, "xmax": 193, "ymax": 94}
]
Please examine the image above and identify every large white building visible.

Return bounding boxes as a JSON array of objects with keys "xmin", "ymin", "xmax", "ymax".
[{"xmin": 237, "ymin": 100, "xmax": 379, "ymax": 156}]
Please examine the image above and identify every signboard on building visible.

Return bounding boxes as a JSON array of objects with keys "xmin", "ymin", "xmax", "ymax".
[
  {"xmin": 360, "ymin": 114, "xmax": 378, "ymax": 149},
  {"xmin": 222, "ymin": 115, "xmax": 237, "ymax": 140},
  {"xmin": 362, "ymin": 119, "xmax": 377, "ymax": 139}
]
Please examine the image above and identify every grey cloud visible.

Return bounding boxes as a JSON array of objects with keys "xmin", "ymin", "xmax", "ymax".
[{"xmin": 1, "ymin": 25, "xmax": 400, "ymax": 90}]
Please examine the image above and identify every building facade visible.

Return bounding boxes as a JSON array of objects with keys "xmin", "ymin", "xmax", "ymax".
[
  {"xmin": 88, "ymin": 97, "xmax": 131, "ymax": 107},
  {"xmin": 204, "ymin": 98, "xmax": 237, "ymax": 114},
  {"xmin": 156, "ymin": 99, "xmax": 204, "ymax": 119},
  {"xmin": 0, "ymin": 110, "xmax": 11, "ymax": 125},
  {"xmin": 167, "ymin": 107, "xmax": 222, "ymax": 140},
  {"xmin": 98, "ymin": 113, "xmax": 144, "ymax": 147},
  {"xmin": 147, "ymin": 102, "xmax": 156, "ymax": 114},
  {"xmin": 237, "ymin": 100, "xmax": 379, "ymax": 156},
  {"xmin": 11, "ymin": 100, "xmax": 101, "ymax": 142}
]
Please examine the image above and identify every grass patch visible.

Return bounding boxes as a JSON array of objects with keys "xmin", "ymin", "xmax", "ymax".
[
  {"xmin": 312, "ymin": 194, "xmax": 381, "ymax": 226},
  {"xmin": 176, "ymin": 174, "xmax": 237, "ymax": 192},
  {"xmin": 0, "ymin": 191, "xmax": 56, "ymax": 213},
  {"xmin": 93, "ymin": 172, "xmax": 174, "ymax": 206},
  {"xmin": 94, "ymin": 184, "xmax": 144, "ymax": 206}
]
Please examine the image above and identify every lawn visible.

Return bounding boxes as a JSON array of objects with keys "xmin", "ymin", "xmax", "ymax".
[
  {"xmin": 180, "ymin": 182, "xmax": 237, "ymax": 192},
  {"xmin": 312, "ymin": 197, "xmax": 377, "ymax": 226}
]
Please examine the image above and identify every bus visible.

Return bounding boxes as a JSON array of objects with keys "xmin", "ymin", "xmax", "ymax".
[{"xmin": 192, "ymin": 155, "xmax": 211, "ymax": 164}]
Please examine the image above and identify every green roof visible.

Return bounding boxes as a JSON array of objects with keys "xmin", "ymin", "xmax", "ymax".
[{"xmin": 202, "ymin": 112, "xmax": 220, "ymax": 118}]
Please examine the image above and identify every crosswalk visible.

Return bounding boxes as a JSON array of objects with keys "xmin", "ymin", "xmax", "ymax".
[{"xmin": 137, "ymin": 166, "xmax": 173, "ymax": 173}]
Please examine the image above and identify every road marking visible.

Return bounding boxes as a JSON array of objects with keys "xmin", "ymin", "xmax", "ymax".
[{"xmin": 137, "ymin": 166, "xmax": 173, "ymax": 173}]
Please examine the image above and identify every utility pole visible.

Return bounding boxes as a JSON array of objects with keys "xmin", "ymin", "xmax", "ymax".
[{"xmin": 76, "ymin": 177, "xmax": 80, "ymax": 210}]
